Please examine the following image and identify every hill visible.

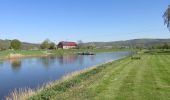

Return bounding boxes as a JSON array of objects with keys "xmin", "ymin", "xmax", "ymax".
[{"xmin": 83, "ymin": 39, "xmax": 170, "ymax": 48}]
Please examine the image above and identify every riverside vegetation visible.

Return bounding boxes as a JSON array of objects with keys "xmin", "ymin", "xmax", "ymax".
[{"xmin": 5, "ymin": 50, "xmax": 170, "ymax": 100}]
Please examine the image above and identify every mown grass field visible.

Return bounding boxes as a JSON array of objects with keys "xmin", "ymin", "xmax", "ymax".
[{"xmin": 27, "ymin": 53, "xmax": 170, "ymax": 100}]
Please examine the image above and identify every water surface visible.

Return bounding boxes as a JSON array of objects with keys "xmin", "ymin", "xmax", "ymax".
[{"xmin": 0, "ymin": 52, "xmax": 130, "ymax": 99}]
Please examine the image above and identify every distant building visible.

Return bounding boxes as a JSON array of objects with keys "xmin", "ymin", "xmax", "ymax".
[{"xmin": 57, "ymin": 41, "xmax": 77, "ymax": 49}]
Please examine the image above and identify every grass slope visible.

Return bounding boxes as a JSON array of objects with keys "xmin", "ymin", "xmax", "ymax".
[{"xmin": 28, "ymin": 54, "xmax": 170, "ymax": 100}]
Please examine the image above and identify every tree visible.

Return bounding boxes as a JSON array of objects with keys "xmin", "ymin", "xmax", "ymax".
[
  {"xmin": 49, "ymin": 42, "xmax": 56, "ymax": 49},
  {"xmin": 163, "ymin": 5, "xmax": 170, "ymax": 30},
  {"xmin": 87, "ymin": 43, "xmax": 96, "ymax": 49},
  {"xmin": 162, "ymin": 43, "xmax": 170, "ymax": 49},
  {"xmin": 10, "ymin": 39, "xmax": 21, "ymax": 50},
  {"xmin": 77, "ymin": 40, "xmax": 83, "ymax": 49},
  {"xmin": 40, "ymin": 39, "xmax": 50, "ymax": 49}
]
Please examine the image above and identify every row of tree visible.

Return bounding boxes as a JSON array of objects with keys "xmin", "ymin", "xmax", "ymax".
[
  {"xmin": 13, "ymin": 39, "xmax": 57, "ymax": 50},
  {"xmin": 153, "ymin": 43, "xmax": 170, "ymax": 49},
  {"xmin": 0, "ymin": 39, "xmax": 57, "ymax": 50}
]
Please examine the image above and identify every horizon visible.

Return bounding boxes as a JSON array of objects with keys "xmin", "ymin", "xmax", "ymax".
[
  {"xmin": 2, "ymin": 38, "xmax": 170, "ymax": 44},
  {"xmin": 0, "ymin": 0, "xmax": 170, "ymax": 43}
]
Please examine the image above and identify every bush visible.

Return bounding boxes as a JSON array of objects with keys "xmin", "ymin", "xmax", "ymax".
[
  {"xmin": 10, "ymin": 39, "xmax": 21, "ymax": 50},
  {"xmin": 40, "ymin": 39, "xmax": 50, "ymax": 49},
  {"xmin": 131, "ymin": 56, "xmax": 141, "ymax": 60},
  {"xmin": 49, "ymin": 42, "xmax": 56, "ymax": 50}
]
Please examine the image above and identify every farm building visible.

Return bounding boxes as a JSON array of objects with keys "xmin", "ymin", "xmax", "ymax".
[{"xmin": 57, "ymin": 41, "xmax": 77, "ymax": 49}]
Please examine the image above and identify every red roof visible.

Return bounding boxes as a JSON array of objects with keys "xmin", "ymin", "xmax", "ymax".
[{"xmin": 60, "ymin": 41, "xmax": 77, "ymax": 46}]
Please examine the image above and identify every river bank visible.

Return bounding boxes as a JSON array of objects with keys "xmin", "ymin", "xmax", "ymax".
[
  {"xmin": 6, "ymin": 57, "xmax": 127, "ymax": 100},
  {"xmin": 1, "ymin": 51, "xmax": 130, "ymax": 100},
  {"xmin": 0, "ymin": 48, "xmax": 128, "ymax": 60},
  {"xmin": 6, "ymin": 52, "xmax": 170, "ymax": 100}
]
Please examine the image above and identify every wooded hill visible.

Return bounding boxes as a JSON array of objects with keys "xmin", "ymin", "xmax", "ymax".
[{"xmin": 82, "ymin": 39, "xmax": 170, "ymax": 49}]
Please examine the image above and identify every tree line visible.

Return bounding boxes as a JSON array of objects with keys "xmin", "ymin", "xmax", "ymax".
[{"xmin": 150, "ymin": 43, "xmax": 170, "ymax": 50}]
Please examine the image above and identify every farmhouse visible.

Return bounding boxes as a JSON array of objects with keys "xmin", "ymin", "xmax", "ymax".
[{"xmin": 57, "ymin": 41, "xmax": 77, "ymax": 49}]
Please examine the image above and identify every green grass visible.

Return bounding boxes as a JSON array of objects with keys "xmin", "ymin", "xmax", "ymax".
[
  {"xmin": 0, "ymin": 50, "xmax": 11, "ymax": 58},
  {"xmin": 27, "ymin": 53, "xmax": 170, "ymax": 100}
]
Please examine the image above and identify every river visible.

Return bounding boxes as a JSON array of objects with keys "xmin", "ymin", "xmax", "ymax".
[{"xmin": 0, "ymin": 52, "xmax": 130, "ymax": 99}]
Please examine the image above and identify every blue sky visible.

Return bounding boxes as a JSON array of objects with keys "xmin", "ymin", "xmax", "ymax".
[{"xmin": 0, "ymin": 0, "xmax": 170, "ymax": 43}]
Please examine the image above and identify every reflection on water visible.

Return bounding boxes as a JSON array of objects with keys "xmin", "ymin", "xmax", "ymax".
[
  {"xmin": 78, "ymin": 55, "xmax": 84, "ymax": 65},
  {"xmin": 40, "ymin": 57, "xmax": 51, "ymax": 68},
  {"xmin": 0, "ymin": 52, "xmax": 130, "ymax": 99},
  {"xmin": 0, "ymin": 61, "xmax": 3, "ymax": 66},
  {"xmin": 58, "ymin": 55, "xmax": 79, "ymax": 65},
  {"xmin": 10, "ymin": 59, "xmax": 22, "ymax": 72},
  {"xmin": 57, "ymin": 55, "xmax": 96, "ymax": 66}
]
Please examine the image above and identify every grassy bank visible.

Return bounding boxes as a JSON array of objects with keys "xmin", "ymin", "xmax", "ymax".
[
  {"xmin": 0, "ymin": 50, "xmax": 46, "ymax": 59},
  {"xmin": 0, "ymin": 48, "xmax": 128, "ymax": 60},
  {"xmin": 6, "ymin": 52, "xmax": 170, "ymax": 100}
]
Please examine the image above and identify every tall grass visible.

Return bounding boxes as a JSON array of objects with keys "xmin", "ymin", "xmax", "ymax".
[{"xmin": 6, "ymin": 88, "xmax": 35, "ymax": 100}]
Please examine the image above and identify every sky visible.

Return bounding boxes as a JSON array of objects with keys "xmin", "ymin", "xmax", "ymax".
[{"xmin": 0, "ymin": 0, "xmax": 170, "ymax": 43}]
